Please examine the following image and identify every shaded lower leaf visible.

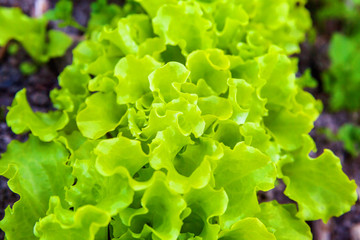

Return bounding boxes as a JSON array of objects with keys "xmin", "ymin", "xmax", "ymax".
[
  {"xmin": 282, "ymin": 148, "xmax": 357, "ymax": 222},
  {"xmin": 0, "ymin": 135, "xmax": 72, "ymax": 240},
  {"xmin": 256, "ymin": 201, "xmax": 312, "ymax": 240}
]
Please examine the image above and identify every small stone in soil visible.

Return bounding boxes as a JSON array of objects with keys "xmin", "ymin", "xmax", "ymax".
[{"xmin": 351, "ymin": 223, "xmax": 360, "ymax": 240}]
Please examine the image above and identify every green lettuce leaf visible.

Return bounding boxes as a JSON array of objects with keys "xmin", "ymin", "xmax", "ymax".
[
  {"xmin": 227, "ymin": 78, "xmax": 267, "ymax": 124},
  {"xmin": 149, "ymin": 62, "xmax": 190, "ymax": 103},
  {"xmin": 209, "ymin": 120, "xmax": 243, "ymax": 149},
  {"xmin": 213, "ymin": 142, "xmax": 277, "ymax": 229},
  {"xmin": 115, "ymin": 55, "xmax": 162, "ymax": 104},
  {"xmin": 95, "ymin": 136, "xmax": 149, "ymax": 176},
  {"xmin": 135, "ymin": 0, "xmax": 176, "ymax": 18},
  {"xmin": 153, "ymin": 1, "xmax": 213, "ymax": 54},
  {"xmin": 76, "ymin": 92, "xmax": 127, "ymax": 139},
  {"xmin": 256, "ymin": 201, "xmax": 312, "ymax": 240},
  {"xmin": 218, "ymin": 218, "xmax": 276, "ymax": 240},
  {"xmin": 6, "ymin": 89, "xmax": 69, "ymax": 142},
  {"xmin": 282, "ymin": 145, "xmax": 358, "ymax": 221},
  {"xmin": 88, "ymin": 72, "xmax": 118, "ymax": 93},
  {"xmin": 119, "ymin": 172, "xmax": 187, "ymax": 240},
  {"xmin": 197, "ymin": 96, "xmax": 233, "ymax": 121},
  {"xmin": 186, "ymin": 49, "xmax": 230, "ymax": 95},
  {"xmin": 100, "ymin": 14, "xmax": 153, "ymax": 55},
  {"xmin": 259, "ymin": 53, "xmax": 297, "ymax": 107},
  {"xmin": 66, "ymin": 140, "xmax": 134, "ymax": 215},
  {"xmin": 264, "ymin": 109, "xmax": 313, "ymax": 151},
  {"xmin": 34, "ymin": 196, "xmax": 110, "ymax": 240},
  {"xmin": 182, "ymin": 186, "xmax": 228, "ymax": 239},
  {"xmin": 143, "ymin": 97, "xmax": 205, "ymax": 140},
  {"xmin": 58, "ymin": 65, "xmax": 90, "ymax": 96},
  {"xmin": 0, "ymin": 135, "xmax": 72, "ymax": 240},
  {"xmin": 240, "ymin": 122, "xmax": 280, "ymax": 164}
]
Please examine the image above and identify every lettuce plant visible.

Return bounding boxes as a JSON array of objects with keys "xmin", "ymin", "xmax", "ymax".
[
  {"xmin": 323, "ymin": 33, "xmax": 360, "ymax": 111},
  {"xmin": 0, "ymin": 0, "xmax": 357, "ymax": 239},
  {"xmin": 0, "ymin": 7, "xmax": 72, "ymax": 62},
  {"xmin": 317, "ymin": 0, "xmax": 360, "ymax": 111}
]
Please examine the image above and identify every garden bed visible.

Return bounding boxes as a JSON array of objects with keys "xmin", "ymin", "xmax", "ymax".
[{"xmin": 0, "ymin": 0, "xmax": 359, "ymax": 239}]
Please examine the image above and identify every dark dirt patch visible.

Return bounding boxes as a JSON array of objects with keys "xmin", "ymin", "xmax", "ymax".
[{"xmin": 0, "ymin": 0, "xmax": 34, "ymax": 15}]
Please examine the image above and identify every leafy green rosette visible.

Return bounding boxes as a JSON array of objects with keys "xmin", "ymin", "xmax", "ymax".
[{"xmin": 1, "ymin": 0, "xmax": 357, "ymax": 239}]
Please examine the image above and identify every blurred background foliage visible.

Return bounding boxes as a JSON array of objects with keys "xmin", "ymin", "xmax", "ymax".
[{"xmin": 305, "ymin": 0, "xmax": 360, "ymax": 160}]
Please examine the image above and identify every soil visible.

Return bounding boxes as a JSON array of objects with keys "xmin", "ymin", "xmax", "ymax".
[{"xmin": 0, "ymin": 1, "xmax": 359, "ymax": 240}]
